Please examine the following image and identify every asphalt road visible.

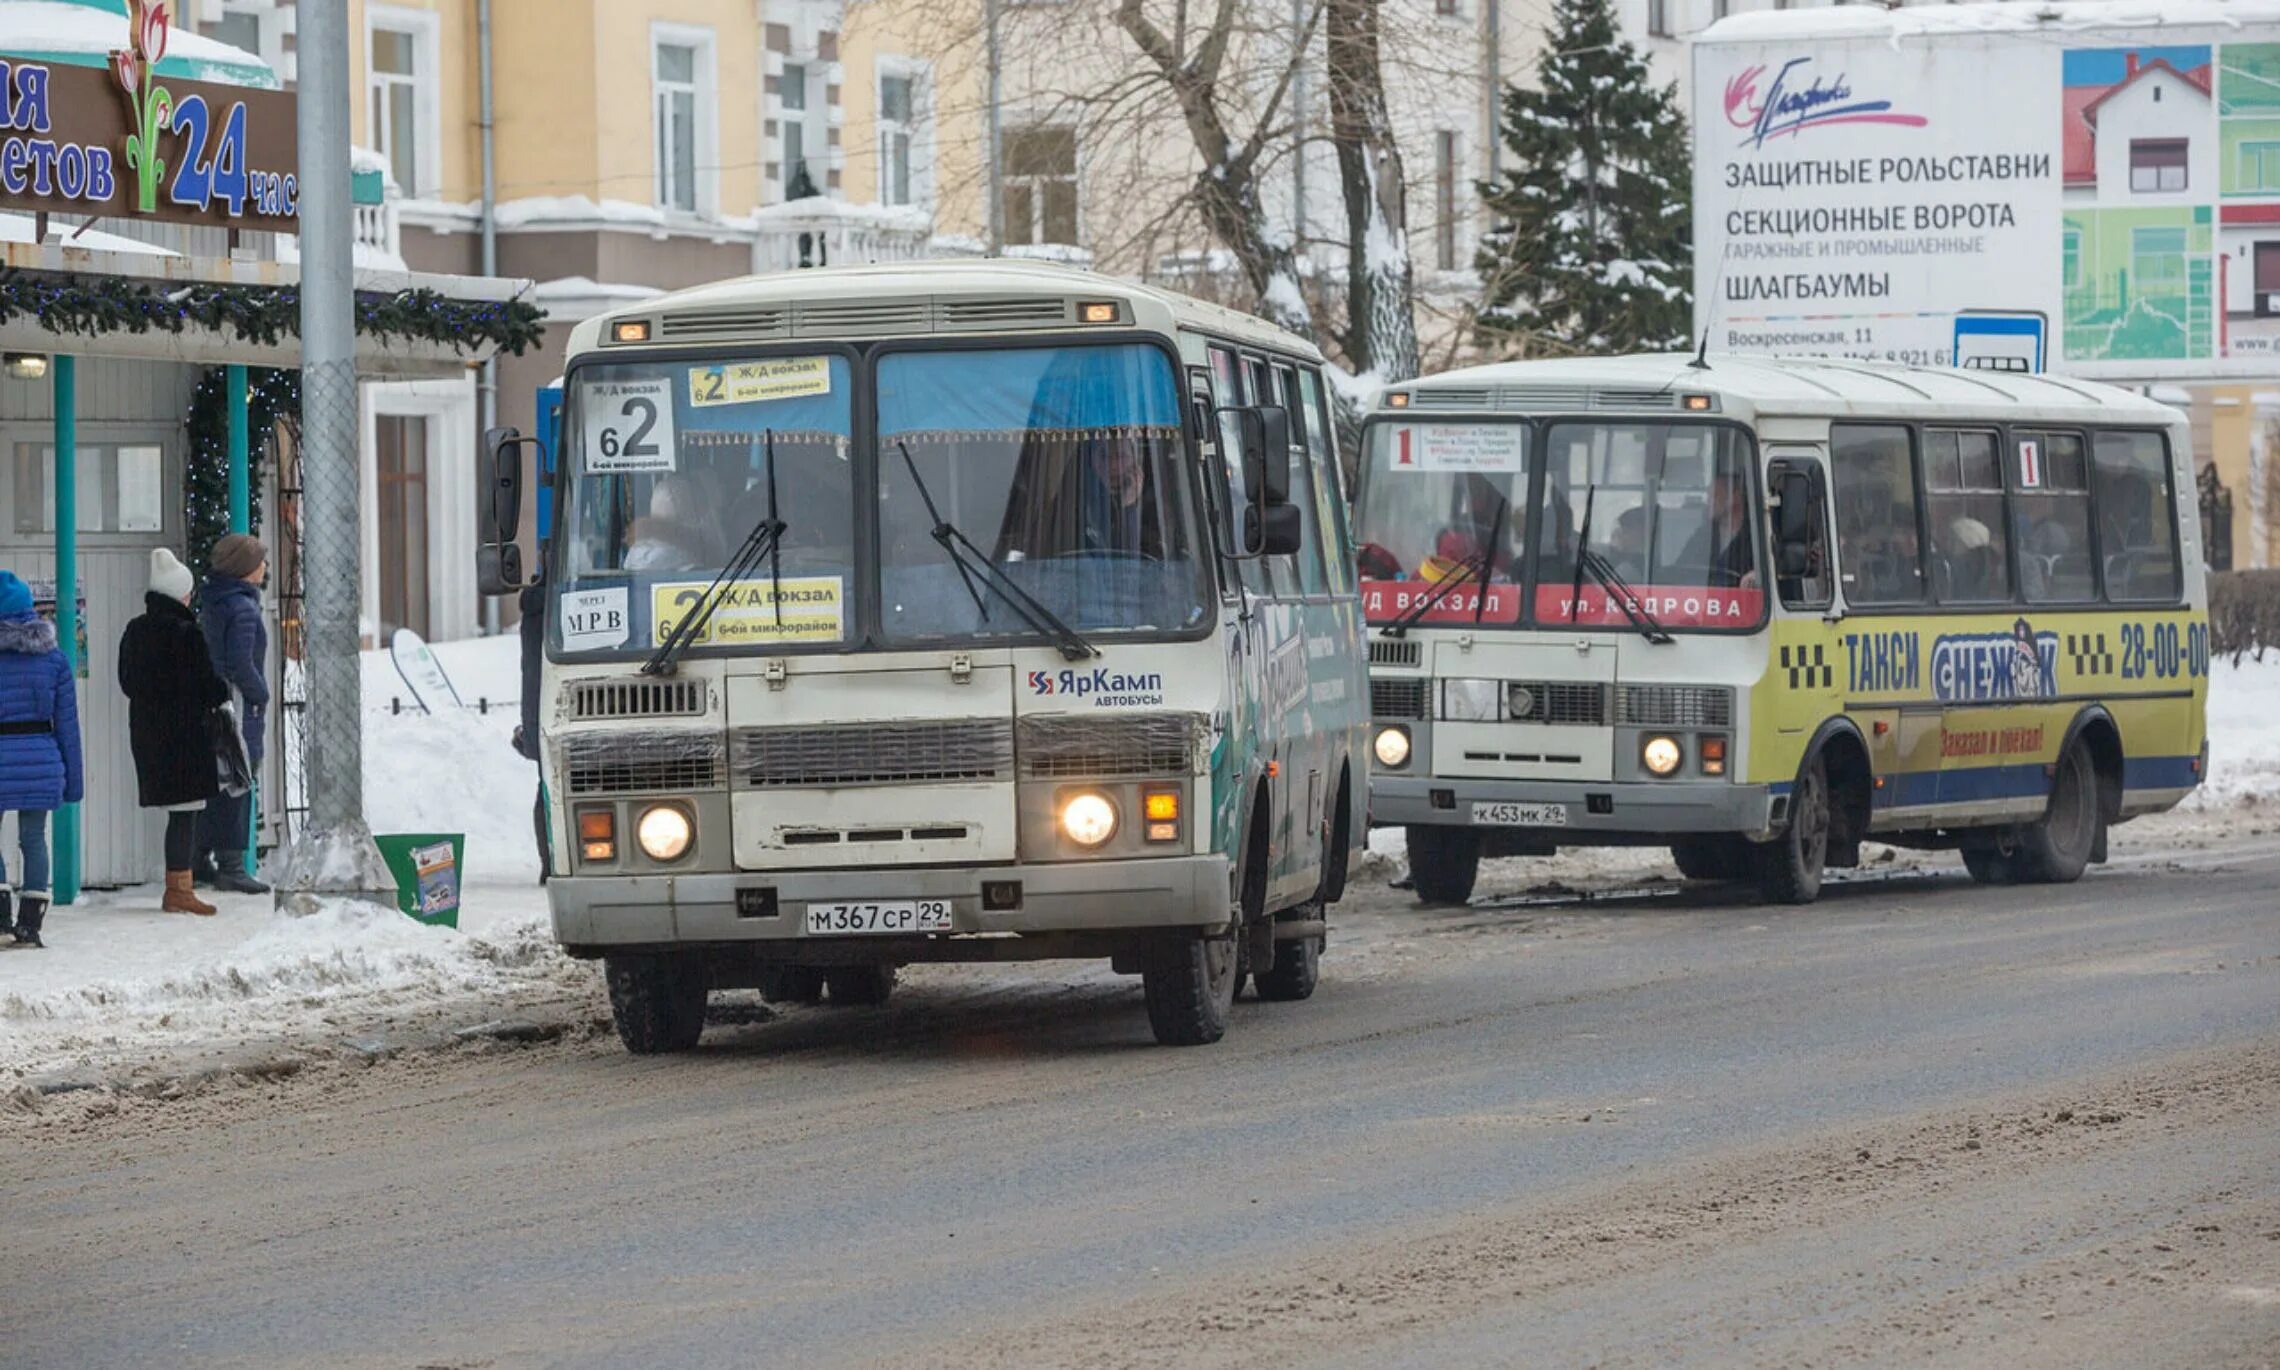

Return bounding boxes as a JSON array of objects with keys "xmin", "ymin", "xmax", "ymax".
[{"xmin": 7, "ymin": 837, "xmax": 2279, "ymax": 1370}]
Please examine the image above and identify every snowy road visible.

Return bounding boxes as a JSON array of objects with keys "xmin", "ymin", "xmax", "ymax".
[{"xmin": 5, "ymin": 828, "xmax": 2277, "ymax": 1369}]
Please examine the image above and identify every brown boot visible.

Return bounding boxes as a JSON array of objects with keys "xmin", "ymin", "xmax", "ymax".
[{"xmin": 163, "ymin": 871, "xmax": 217, "ymax": 917}]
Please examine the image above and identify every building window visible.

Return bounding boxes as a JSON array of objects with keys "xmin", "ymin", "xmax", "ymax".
[
  {"xmin": 366, "ymin": 8, "xmax": 438, "ymax": 196},
  {"xmin": 2240, "ymin": 140, "xmax": 2280, "ymax": 193},
  {"xmin": 652, "ymin": 27, "xmax": 717, "ymax": 215},
  {"xmin": 780, "ymin": 61, "xmax": 817, "ymax": 198},
  {"xmin": 203, "ymin": 9, "xmax": 261, "ymax": 54},
  {"xmin": 375, "ymin": 415, "xmax": 431, "ymax": 639},
  {"xmin": 13, "ymin": 443, "xmax": 166, "ymax": 534},
  {"xmin": 1434, "ymin": 131, "xmax": 1459, "ymax": 271},
  {"xmin": 2129, "ymin": 138, "xmax": 2188, "ymax": 193},
  {"xmin": 1435, "ymin": 0, "xmax": 1460, "ymax": 16},
  {"xmin": 878, "ymin": 67, "xmax": 926, "ymax": 206},
  {"xmin": 1003, "ymin": 126, "xmax": 1078, "ymax": 245},
  {"xmin": 2131, "ymin": 225, "xmax": 2188, "ymax": 289},
  {"xmin": 2063, "ymin": 226, "xmax": 2082, "ymax": 289},
  {"xmin": 1647, "ymin": 0, "xmax": 1670, "ymax": 37}
]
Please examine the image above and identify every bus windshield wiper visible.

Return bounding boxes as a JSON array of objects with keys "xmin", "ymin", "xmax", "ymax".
[
  {"xmin": 1566, "ymin": 484, "xmax": 1672, "ymax": 645},
  {"xmin": 896, "ymin": 441, "xmax": 1097, "ymax": 662},
  {"xmin": 642, "ymin": 430, "xmax": 788, "ymax": 676},
  {"xmin": 1386, "ymin": 493, "xmax": 1508, "ymax": 638}
]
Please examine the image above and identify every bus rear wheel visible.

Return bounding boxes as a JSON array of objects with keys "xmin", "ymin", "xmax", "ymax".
[
  {"xmin": 824, "ymin": 965, "xmax": 896, "ymax": 1006},
  {"xmin": 1143, "ymin": 930, "xmax": 1238, "ymax": 1046},
  {"xmin": 604, "ymin": 953, "xmax": 708, "ymax": 1055},
  {"xmin": 1961, "ymin": 843, "xmax": 2022, "ymax": 885},
  {"xmin": 2013, "ymin": 741, "xmax": 2104, "ymax": 884},
  {"xmin": 1406, "ymin": 825, "xmax": 1482, "ymax": 905},
  {"xmin": 1671, "ymin": 835, "xmax": 1753, "ymax": 882},
  {"xmin": 1253, "ymin": 910, "xmax": 1322, "ymax": 1003},
  {"xmin": 1754, "ymin": 753, "xmax": 1830, "ymax": 905}
]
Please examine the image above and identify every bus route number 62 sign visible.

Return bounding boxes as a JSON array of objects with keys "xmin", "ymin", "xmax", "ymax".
[{"xmin": 583, "ymin": 380, "xmax": 678, "ymax": 475}]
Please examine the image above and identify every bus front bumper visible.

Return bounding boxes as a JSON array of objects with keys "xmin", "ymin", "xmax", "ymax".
[
  {"xmin": 548, "ymin": 853, "xmax": 1233, "ymax": 949},
  {"xmin": 1370, "ymin": 775, "xmax": 1778, "ymax": 839}
]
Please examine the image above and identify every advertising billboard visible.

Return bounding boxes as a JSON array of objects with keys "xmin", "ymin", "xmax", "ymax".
[{"xmin": 1694, "ymin": 8, "xmax": 2280, "ymax": 381}]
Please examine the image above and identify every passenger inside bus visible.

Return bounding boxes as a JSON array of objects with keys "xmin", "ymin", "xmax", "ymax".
[
  {"xmin": 1608, "ymin": 505, "xmax": 1649, "ymax": 581},
  {"xmin": 1938, "ymin": 515, "xmax": 2003, "ymax": 602},
  {"xmin": 1425, "ymin": 472, "xmax": 1524, "ymax": 580},
  {"xmin": 625, "ymin": 477, "xmax": 715, "ymax": 572},
  {"xmin": 1672, "ymin": 470, "xmax": 1757, "ymax": 589}
]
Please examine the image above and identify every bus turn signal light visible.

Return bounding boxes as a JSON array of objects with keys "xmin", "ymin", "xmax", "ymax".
[
  {"xmin": 1144, "ymin": 791, "xmax": 1180, "ymax": 822},
  {"xmin": 1700, "ymin": 735, "xmax": 1727, "ymax": 776},
  {"xmin": 578, "ymin": 809, "xmax": 617, "ymax": 863}
]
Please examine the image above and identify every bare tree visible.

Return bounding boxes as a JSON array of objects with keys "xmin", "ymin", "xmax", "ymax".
[{"xmin": 1324, "ymin": 0, "xmax": 1418, "ymax": 383}]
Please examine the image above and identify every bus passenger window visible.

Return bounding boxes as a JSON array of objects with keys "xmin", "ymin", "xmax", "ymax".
[
  {"xmin": 2092, "ymin": 431, "xmax": 2182, "ymax": 602},
  {"xmin": 2010, "ymin": 431, "xmax": 2096, "ymax": 604},
  {"xmin": 1830, "ymin": 424, "xmax": 1925, "ymax": 606},
  {"xmin": 1923, "ymin": 428, "xmax": 2011, "ymax": 604}
]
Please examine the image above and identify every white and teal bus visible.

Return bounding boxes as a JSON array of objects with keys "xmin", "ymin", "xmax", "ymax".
[{"xmin": 478, "ymin": 261, "xmax": 1367, "ymax": 1052}]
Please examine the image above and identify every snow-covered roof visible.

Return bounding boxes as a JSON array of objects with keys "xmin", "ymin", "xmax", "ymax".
[
  {"xmin": 0, "ymin": 210, "xmax": 177, "ymax": 257},
  {"xmin": 1385, "ymin": 353, "xmax": 2181, "ymax": 424},
  {"xmin": 565, "ymin": 258, "xmax": 1324, "ymax": 360},
  {"xmin": 0, "ymin": 0, "xmax": 279, "ymax": 88},
  {"xmin": 1700, "ymin": 0, "xmax": 2280, "ymax": 45}
]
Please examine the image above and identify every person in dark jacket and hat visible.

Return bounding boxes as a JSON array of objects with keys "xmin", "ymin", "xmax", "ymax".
[
  {"xmin": 197, "ymin": 533, "xmax": 271, "ymax": 894},
  {"xmin": 119, "ymin": 548, "xmax": 230, "ymax": 916},
  {"xmin": 0, "ymin": 570, "xmax": 83, "ymax": 947},
  {"xmin": 513, "ymin": 564, "xmax": 550, "ymax": 882}
]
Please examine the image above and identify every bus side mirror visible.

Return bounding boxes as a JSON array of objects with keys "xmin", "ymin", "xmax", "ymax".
[
  {"xmin": 1246, "ymin": 501, "xmax": 1303, "ymax": 557},
  {"xmin": 1774, "ymin": 469, "xmax": 1816, "ymax": 578},
  {"xmin": 1250, "ymin": 404, "xmax": 1293, "ymax": 507},
  {"xmin": 478, "ymin": 427, "xmax": 534, "ymax": 597}
]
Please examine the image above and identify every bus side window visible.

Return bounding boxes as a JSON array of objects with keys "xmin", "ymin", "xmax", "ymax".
[
  {"xmin": 1830, "ymin": 423, "xmax": 1926, "ymax": 607},
  {"xmin": 1205, "ymin": 345, "xmax": 1267, "ymax": 596},
  {"xmin": 2091, "ymin": 430, "xmax": 2182, "ymax": 603},
  {"xmin": 2010, "ymin": 430, "xmax": 2096, "ymax": 604},
  {"xmin": 1297, "ymin": 367, "xmax": 1356, "ymax": 596},
  {"xmin": 1768, "ymin": 456, "xmax": 1833, "ymax": 611},
  {"xmin": 1274, "ymin": 361, "xmax": 1330, "ymax": 596}
]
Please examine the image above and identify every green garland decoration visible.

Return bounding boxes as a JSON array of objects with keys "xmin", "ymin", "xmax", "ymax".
[
  {"xmin": 184, "ymin": 366, "xmax": 300, "ymax": 575},
  {"xmin": 0, "ymin": 268, "xmax": 545, "ymax": 355}
]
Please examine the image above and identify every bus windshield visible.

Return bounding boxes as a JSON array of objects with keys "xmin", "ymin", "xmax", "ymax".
[
  {"xmin": 876, "ymin": 343, "xmax": 1209, "ymax": 645},
  {"xmin": 1533, "ymin": 422, "xmax": 1762, "ymax": 631},
  {"xmin": 559, "ymin": 353, "xmax": 857, "ymax": 654},
  {"xmin": 1354, "ymin": 421, "xmax": 1531, "ymax": 626}
]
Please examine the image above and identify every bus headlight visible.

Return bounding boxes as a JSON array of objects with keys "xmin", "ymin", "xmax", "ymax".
[
  {"xmin": 1642, "ymin": 735, "xmax": 1684, "ymax": 778},
  {"xmin": 1374, "ymin": 726, "xmax": 1411, "ymax": 768},
  {"xmin": 1060, "ymin": 792, "xmax": 1119, "ymax": 847},
  {"xmin": 636, "ymin": 804, "xmax": 694, "ymax": 862}
]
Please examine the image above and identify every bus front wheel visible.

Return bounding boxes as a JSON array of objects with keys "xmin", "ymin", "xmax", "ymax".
[
  {"xmin": 1143, "ymin": 930, "xmax": 1238, "ymax": 1046},
  {"xmin": 604, "ymin": 953, "xmax": 709, "ymax": 1055},
  {"xmin": 1406, "ymin": 825, "xmax": 1482, "ymax": 905},
  {"xmin": 1754, "ymin": 754, "xmax": 1830, "ymax": 905},
  {"xmin": 1671, "ymin": 835, "xmax": 1753, "ymax": 882}
]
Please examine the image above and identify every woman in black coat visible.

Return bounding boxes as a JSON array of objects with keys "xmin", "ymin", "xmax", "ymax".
[{"xmin": 117, "ymin": 549, "xmax": 229, "ymax": 915}]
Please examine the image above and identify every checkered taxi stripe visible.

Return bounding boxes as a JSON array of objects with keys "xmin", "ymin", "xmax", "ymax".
[
  {"xmin": 2066, "ymin": 631, "xmax": 2115, "ymax": 680},
  {"xmin": 1780, "ymin": 643, "xmax": 1833, "ymax": 690}
]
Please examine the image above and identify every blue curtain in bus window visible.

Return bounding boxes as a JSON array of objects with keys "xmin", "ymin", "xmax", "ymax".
[{"xmin": 874, "ymin": 344, "xmax": 1182, "ymax": 433}]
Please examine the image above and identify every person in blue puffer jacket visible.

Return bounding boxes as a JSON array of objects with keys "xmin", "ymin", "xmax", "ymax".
[
  {"xmin": 197, "ymin": 534, "xmax": 270, "ymax": 895},
  {"xmin": 0, "ymin": 569, "xmax": 84, "ymax": 947}
]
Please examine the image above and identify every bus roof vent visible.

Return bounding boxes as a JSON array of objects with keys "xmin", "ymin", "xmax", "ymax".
[
  {"xmin": 793, "ymin": 299, "xmax": 933, "ymax": 336},
  {"xmin": 658, "ymin": 307, "xmax": 791, "ymax": 341},
  {"xmin": 1592, "ymin": 388, "xmax": 1680, "ymax": 411},
  {"xmin": 1494, "ymin": 385, "xmax": 1592, "ymax": 409},
  {"xmin": 937, "ymin": 296, "xmax": 1073, "ymax": 331},
  {"xmin": 1410, "ymin": 387, "xmax": 1493, "ymax": 410}
]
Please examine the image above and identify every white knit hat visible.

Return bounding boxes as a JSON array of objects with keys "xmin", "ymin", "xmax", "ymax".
[{"xmin": 149, "ymin": 547, "xmax": 194, "ymax": 602}]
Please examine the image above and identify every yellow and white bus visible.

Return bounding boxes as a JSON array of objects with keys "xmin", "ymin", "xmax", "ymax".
[
  {"xmin": 1355, "ymin": 354, "xmax": 2208, "ymax": 904},
  {"xmin": 478, "ymin": 261, "xmax": 1367, "ymax": 1052}
]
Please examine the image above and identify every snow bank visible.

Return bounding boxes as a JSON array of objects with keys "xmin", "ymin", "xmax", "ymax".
[
  {"xmin": 363, "ymin": 635, "xmax": 543, "ymax": 884},
  {"xmin": 2188, "ymin": 656, "xmax": 2280, "ymax": 809}
]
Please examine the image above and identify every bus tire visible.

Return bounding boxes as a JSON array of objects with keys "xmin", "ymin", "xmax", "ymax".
[
  {"xmin": 1253, "ymin": 909, "xmax": 1322, "ymax": 1003},
  {"xmin": 1671, "ymin": 835, "xmax": 1752, "ymax": 882},
  {"xmin": 824, "ymin": 966, "xmax": 896, "ymax": 1007},
  {"xmin": 1407, "ymin": 824, "xmax": 1481, "ymax": 905},
  {"xmin": 604, "ymin": 953, "xmax": 708, "ymax": 1055},
  {"xmin": 1960, "ymin": 843, "xmax": 2023, "ymax": 885},
  {"xmin": 757, "ymin": 965, "xmax": 826, "ymax": 1005},
  {"xmin": 2013, "ymin": 740, "xmax": 2103, "ymax": 884},
  {"xmin": 1317, "ymin": 772, "xmax": 1354, "ymax": 906},
  {"xmin": 1143, "ymin": 931, "xmax": 1238, "ymax": 1046},
  {"xmin": 1754, "ymin": 752, "xmax": 1831, "ymax": 905}
]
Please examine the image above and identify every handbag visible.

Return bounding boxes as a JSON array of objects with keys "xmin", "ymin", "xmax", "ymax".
[{"xmin": 208, "ymin": 698, "xmax": 253, "ymax": 798}]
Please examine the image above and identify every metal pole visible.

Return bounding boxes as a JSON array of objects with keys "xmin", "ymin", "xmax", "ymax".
[
  {"xmin": 1485, "ymin": 0, "xmax": 1501, "ymax": 186},
  {"xmin": 478, "ymin": 0, "xmax": 501, "ymax": 636},
  {"xmin": 985, "ymin": 0, "xmax": 1003, "ymax": 254},
  {"xmin": 227, "ymin": 362, "xmax": 250, "ymax": 533},
  {"xmin": 52, "ymin": 355, "xmax": 79, "ymax": 906},
  {"xmin": 274, "ymin": 0, "xmax": 397, "ymax": 912}
]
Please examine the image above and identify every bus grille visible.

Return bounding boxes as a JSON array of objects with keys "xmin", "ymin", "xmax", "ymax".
[
  {"xmin": 1513, "ymin": 683, "xmax": 1609, "ymax": 726},
  {"xmin": 735, "ymin": 720, "xmax": 1014, "ymax": 788},
  {"xmin": 570, "ymin": 679, "xmax": 707, "ymax": 721},
  {"xmin": 1371, "ymin": 677, "xmax": 1429, "ymax": 720},
  {"xmin": 563, "ymin": 732, "xmax": 726, "ymax": 795},
  {"xmin": 1619, "ymin": 685, "xmax": 1734, "ymax": 729},
  {"xmin": 1368, "ymin": 639, "xmax": 1422, "ymax": 668},
  {"xmin": 1019, "ymin": 713, "xmax": 1201, "ymax": 780}
]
